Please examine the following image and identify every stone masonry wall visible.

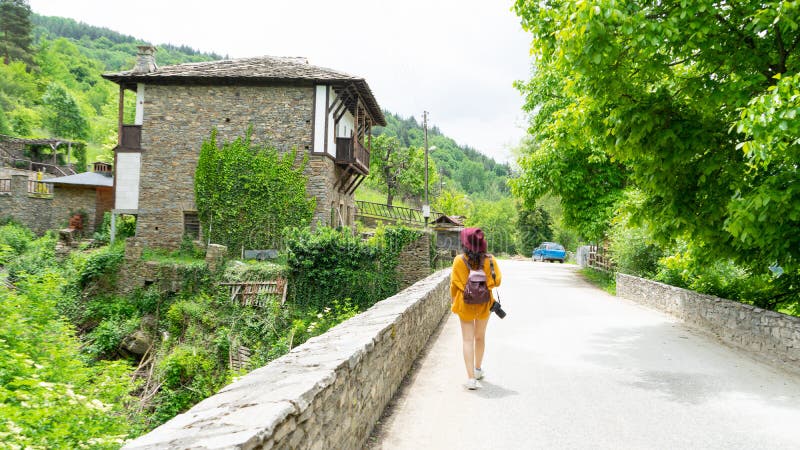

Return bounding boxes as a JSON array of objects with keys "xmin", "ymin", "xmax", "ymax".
[
  {"xmin": 617, "ymin": 273, "xmax": 800, "ymax": 369},
  {"xmin": 123, "ymin": 269, "xmax": 452, "ymax": 450},
  {"xmin": 0, "ymin": 174, "xmax": 99, "ymax": 234},
  {"xmin": 305, "ymin": 156, "xmax": 356, "ymax": 228},
  {"xmin": 136, "ymin": 84, "xmax": 331, "ymax": 249},
  {"xmin": 54, "ymin": 186, "xmax": 99, "ymax": 232},
  {"xmin": 0, "ymin": 174, "xmax": 54, "ymax": 234},
  {"xmin": 397, "ymin": 231, "xmax": 432, "ymax": 289}
]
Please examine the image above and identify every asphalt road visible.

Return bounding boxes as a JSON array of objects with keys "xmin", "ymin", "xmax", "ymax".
[{"xmin": 368, "ymin": 260, "xmax": 800, "ymax": 450}]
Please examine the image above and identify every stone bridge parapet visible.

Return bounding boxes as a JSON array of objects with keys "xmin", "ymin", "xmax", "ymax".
[
  {"xmin": 617, "ymin": 273, "xmax": 800, "ymax": 373},
  {"xmin": 124, "ymin": 269, "xmax": 451, "ymax": 449}
]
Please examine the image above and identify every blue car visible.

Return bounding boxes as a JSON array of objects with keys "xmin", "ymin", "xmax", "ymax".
[{"xmin": 532, "ymin": 242, "xmax": 566, "ymax": 263}]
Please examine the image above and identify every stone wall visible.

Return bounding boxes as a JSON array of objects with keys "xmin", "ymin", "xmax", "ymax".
[
  {"xmin": 134, "ymin": 83, "xmax": 354, "ymax": 249},
  {"xmin": 397, "ymin": 230, "xmax": 432, "ymax": 289},
  {"xmin": 116, "ymin": 238, "xmax": 192, "ymax": 295},
  {"xmin": 0, "ymin": 174, "xmax": 54, "ymax": 234},
  {"xmin": 0, "ymin": 173, "xmax": 100, "ymax": 234},
  {"xmin": 617, "ymin": 273, "xmax": 800, "ymax": 369},
  {"xmin": 55, "ymin": 185, "xmax": 100, "ymax": 232},
  {"xmin": 123, "ymin": 269, "xmax": 452, "ymax": 450},
  {"xmin": 305, "ymin": 156, "xmax": 356, "ymax": 228}
]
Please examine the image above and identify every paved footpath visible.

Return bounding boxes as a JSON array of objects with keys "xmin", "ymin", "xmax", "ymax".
[{"xmin": 368, "ymin": 260, "xmax": 800, "ymax": 450}]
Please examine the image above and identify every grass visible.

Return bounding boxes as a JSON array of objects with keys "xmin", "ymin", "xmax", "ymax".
[
  {"xmin": 141, "ymin": 247, "xmax": 205, "ymax": 265},
  {"xmin": 355, "ymin": 185, "xmax": 415, "ymax": 208},
  {"xmin": 579, "ymin": 267, "xmax": 616, "ymax": 295}
]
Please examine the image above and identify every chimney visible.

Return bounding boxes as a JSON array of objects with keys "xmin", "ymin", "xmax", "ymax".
[
  {"xmin": 93, "ymin": 161, "xmax": 113, "ymax": 176},
  {"xmin": 133, "ymin": 45, "xmax": 158, "ymax": 73}
]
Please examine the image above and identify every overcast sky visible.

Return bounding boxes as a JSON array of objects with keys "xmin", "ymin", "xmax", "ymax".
[{"xmin": 28, "ymin": 0, "xmax": 533, "ymax": 163}]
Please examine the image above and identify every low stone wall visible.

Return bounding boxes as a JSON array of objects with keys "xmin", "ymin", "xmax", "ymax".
[
  {"xmin": 617, "ymin": 273, "xmax": 800, "ymax": 369},
  {"xmin": 123, "ymin": 269, "xmax": 452, "ymax": 450}
]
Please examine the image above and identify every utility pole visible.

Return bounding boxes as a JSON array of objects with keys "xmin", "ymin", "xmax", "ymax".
[{"xmin": 423, "ymin": 111, "xmax": 430, "ymax": 227}]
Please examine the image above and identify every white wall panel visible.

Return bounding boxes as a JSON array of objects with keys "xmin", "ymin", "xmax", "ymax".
[
  {"xmin": 116, "ymin": 152, "xmax": 141, "ymax": 210},
  {"xmin": 314, "ymin": 85, "xmax": 327, "ymax": 153}
]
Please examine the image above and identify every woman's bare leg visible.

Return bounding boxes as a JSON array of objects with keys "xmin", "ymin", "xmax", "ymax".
[
  {"xmin": 474, "ymin": 318, "xmax": 489, "ymax": 370},
  {"xmin": 459, "ymin": 319, "xmax": 476, "ymax": 379}
]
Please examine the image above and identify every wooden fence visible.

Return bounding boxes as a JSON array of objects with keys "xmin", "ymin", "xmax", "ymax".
[
  {"xmin": 588, "ymin": 243, "xmax": 613, "ymax": 272},
  {"xmin": 219, "ymin": 278, "xmax": 288, "ymax": 307}
]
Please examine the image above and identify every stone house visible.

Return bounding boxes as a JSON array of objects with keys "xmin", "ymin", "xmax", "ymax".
[
  {"xmin": 102, "ymin": 46, "xmax": 386, "ymax": 249},
  {"xmin": 0, "ymin": 162, "xmax": 113, "ymax": 234}
]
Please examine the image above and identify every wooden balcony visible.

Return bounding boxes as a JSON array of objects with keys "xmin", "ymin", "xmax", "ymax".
[
  {"xmin": 119, "ymin": 125, "xmax": 142, "ymax": 151},
  {"xmin": 335, "ymin": 137, "xmax": 370, "ymax": 175}
]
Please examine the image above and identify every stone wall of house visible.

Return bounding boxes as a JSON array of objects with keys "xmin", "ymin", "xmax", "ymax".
[
  {"xmin": 306, "ymin": 155, "xmax": 358, "ymax": 228},
  {"xmin": 55, "ymin": 186, "xmax": 99, "ymax": 232},
  {"xmin": 135, "ymin": 84, "xmax": 352, "ymax": 249},
  {"xmin": 0, "ymin": 173, "xmax": 109, "ymax": 234},
  {"xmin": 397, "ymin": 231, "xmax": 432, "ymax": 289},
  {"xmin": 617, "ymin": 273, "xmax": 800, "ymax": 370},
  {"xmin": 122, "ymin": 269, "xmax": 451, "ymax": 450},
  {"xmin": 0, "ymin": 174, "xmax": 52, "ymax": 234}
]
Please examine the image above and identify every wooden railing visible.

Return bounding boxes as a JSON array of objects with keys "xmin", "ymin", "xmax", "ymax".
[
  {"xmin": 335, "ymin": 137, "xmax": 370, "ymax": 174},
  {"xmin": 0, "ymin": 179, "xmax": 9, "ymax": 193},
  {"xmin": 0, "ymin": 156, "xmax": 75, "ymax": 176},
  {"xmin": 355, "ymin": 200, "xmax": 443, "ymax": 227},
  {"xmin": 28, "ymin": 180, "xmax": 53, "ymax": 196},
  {"xmin": 120, "ymin": 125, "xmax": 142, "ymax": 150}
]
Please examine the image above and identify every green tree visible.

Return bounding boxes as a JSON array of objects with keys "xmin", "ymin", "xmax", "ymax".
[
  {"xmin": 41, "ymin": 82, "xmax": 88, "ymax": 140},
  {"xmin": 434, "ymin": 189, "xmax": 472, "ymax": 217},
  {"xmin": 195, "ymin": 129, "xmax": 316, "ymax": 251},
  {"xmin": 0, "ymin": 0, "xmax": 33, "ymax": 65},
  {"xmin": 513, "ymin": 0, "xmax": 799, "ymax": 273},
  {"xmin": 466, "ymin": 197, "xmax": 519, "ymax": 255},
  {"xmin": 733, "ymin": 72, "xmax": 800, "ymax": 270},
  {"xmin": 367, "ymin": 134, "xmax": 435, "ymax": 206},
  {"xmin": 516, "ymin": 203, "xmax": 553, "ymax": 254}
]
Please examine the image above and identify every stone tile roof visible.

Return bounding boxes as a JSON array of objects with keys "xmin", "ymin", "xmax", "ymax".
[
  {"xmin": 103, "ymin": 56, "xmax": 385, "ymax": 125},
  {"xmin": 46, "ymin": 171, "xmax": 113, "ymax": 188}
]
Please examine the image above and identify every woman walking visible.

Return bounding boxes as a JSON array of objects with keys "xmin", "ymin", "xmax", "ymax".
[{"xmin": 450, "ymin": 227, "xmax": 502, "ymax": 390}]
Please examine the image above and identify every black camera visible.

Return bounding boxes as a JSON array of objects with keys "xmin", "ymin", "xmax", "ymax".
[{"xmin": 490, "ymin": 300, "xmax": 506, "ymax": 319}]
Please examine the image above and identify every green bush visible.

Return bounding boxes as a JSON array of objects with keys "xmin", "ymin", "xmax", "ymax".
[
  {"xmin": 0, "ymin": 272, "xmax": 134, "ymax": 447},
  {"xmin": 85, "ymin": 316, "xmax": 140, "ymax": 359},
  {"xmin": 0, "ymin": 222, "xmax": 34, "ymax": 255},
  {"xmin": 152, "ymin": 345, "xmax": 222, "ymax": 424},
  {"xmin": 93, "ymin": 212, "xmax": 136, "ymax": 244},
  {"xmin": 77, "ymin": 244, "xmax": 124, "ymax": 288},
  {"xmin": 655, "ymin": 249, "xmax": 753, "ymax": 302},
  {"xmin": 608, "ymin": 221, "xmax": 663, "ymax": 278},
  {"xmin": 6, "ymin": 232, "xmax": 58, "ymax": 280},
  {"xmin": 223, "ymin": 260, "xmax": 286, "ymax": 282},
  {"xmin": 284, "ymin": 225, "xmax": 421, "ymax": 310},
  {"xmin": 0, "ymin": 243, "xmax": 14, "ymax": 266}
]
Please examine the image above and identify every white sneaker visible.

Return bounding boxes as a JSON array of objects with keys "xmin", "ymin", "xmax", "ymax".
[
  {"xmin": 474, "ymin": 368, "xmax": 484, "ymax": 380},
  {"xmin": 465, "ymin": 378, "xmax": 480, "ymax": 390}
]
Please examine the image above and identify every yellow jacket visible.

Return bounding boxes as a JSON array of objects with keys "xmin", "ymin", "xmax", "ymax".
[{"xmin": 450, "ymin": 253, "xmax": 502, "ymax": 321}]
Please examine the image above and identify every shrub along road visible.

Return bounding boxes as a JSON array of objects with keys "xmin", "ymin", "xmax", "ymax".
[{"xmin": 369, "ymin": 260, "xmax": 800, "ymax": 449}]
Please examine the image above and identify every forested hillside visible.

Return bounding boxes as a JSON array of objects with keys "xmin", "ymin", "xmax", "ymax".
[
  {"xmin": 0, "ymin": 11, "xmax": 219, "ymax": 162},
  {"xmin": 374, "ymin": 111, "xmax": 510, "ymax": 198}
]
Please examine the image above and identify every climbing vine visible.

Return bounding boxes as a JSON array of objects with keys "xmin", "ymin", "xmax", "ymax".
[
  {"xmin": 195, "ymin": 128, "xmax": 316, "ymax": 252},
  {"xmin": 284, "ymin": 224, "xmax": 422, "ymax": 310}
]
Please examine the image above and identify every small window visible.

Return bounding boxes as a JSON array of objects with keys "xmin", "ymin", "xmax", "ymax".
[{"xmin": 183, "ymin": 211, "xmax": 200, "ymax": 238}]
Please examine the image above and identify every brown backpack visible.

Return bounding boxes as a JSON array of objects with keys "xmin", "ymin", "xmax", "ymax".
[{"xmin": 462, "ymin": 254, "xmax": 492, "ymax": 304}]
